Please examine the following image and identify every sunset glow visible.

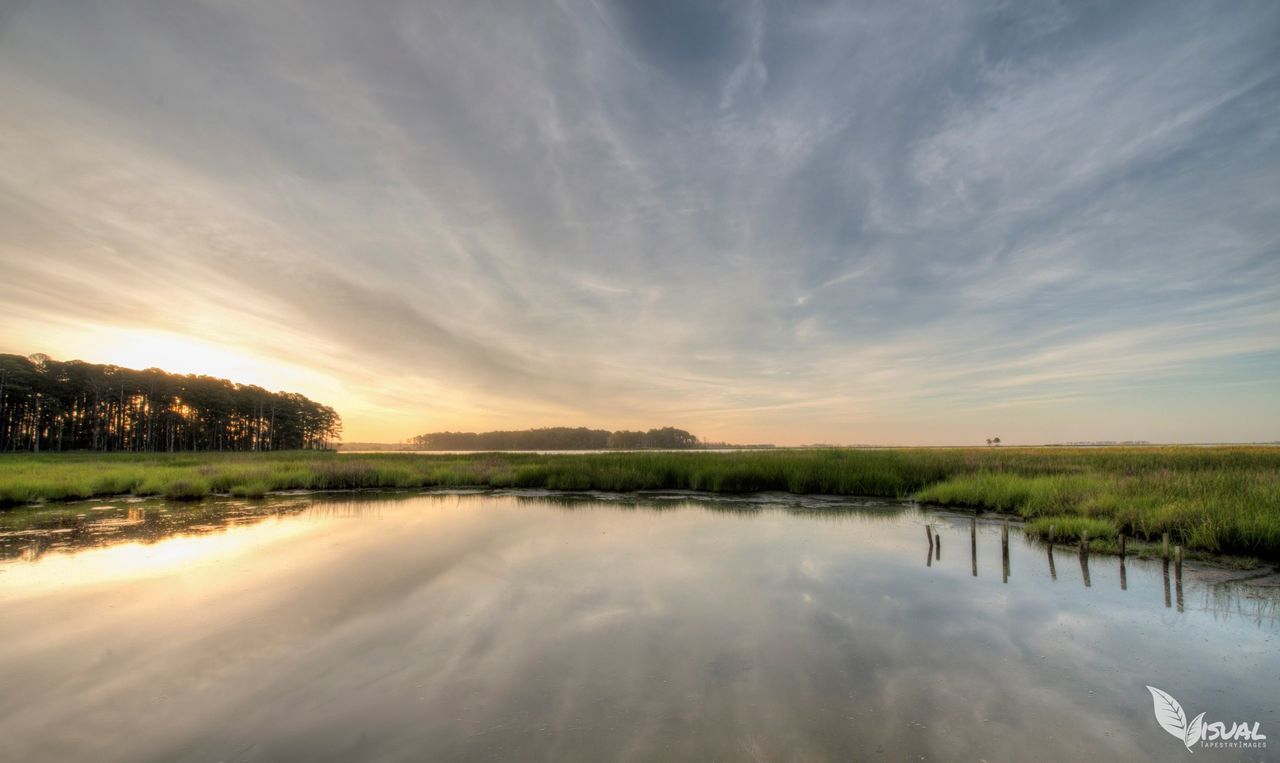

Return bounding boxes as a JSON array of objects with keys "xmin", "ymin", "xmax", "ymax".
[
  {"xmin": 70, "ymin": 330, "xmax": 308, "ymax": 390},
  {"xmin": 2, "ymin": 2, "xmax": 1277, "ymax": 444}
]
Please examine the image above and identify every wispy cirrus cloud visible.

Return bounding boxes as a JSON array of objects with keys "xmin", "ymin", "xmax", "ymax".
[{"xmin": 1, "ymin": 0, "xmax": 1277, "ymax": 443}]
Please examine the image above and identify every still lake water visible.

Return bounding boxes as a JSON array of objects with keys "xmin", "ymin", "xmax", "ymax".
[{"xmin": 1, "ymin": 491, "xmax": 1276, "ymax": 762}]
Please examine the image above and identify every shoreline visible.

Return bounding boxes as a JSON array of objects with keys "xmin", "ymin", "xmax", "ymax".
[
  {"xmin": 6, "ymin": 484, "xmax": 1275, "ymax": 574},
  {"xmin": 2, "ymin": 447, "xmax": 1278, "ymax": 559}
]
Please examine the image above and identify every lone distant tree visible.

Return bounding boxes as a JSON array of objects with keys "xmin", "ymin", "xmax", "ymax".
[
  {"xmin": 993, "ymin": 436, "xmax": 1001, "ymax": 446},
  {"xmin": 986, "ymin": 438, "xmax": 992, "ymax": 446}
]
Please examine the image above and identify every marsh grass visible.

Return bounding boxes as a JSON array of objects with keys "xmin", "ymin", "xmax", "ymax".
[
  {"xmin": 1024, "ymin": 515, "xmax": 1120, "ymax": 542},
  {"xmin": 1, "ymin": 447, "xmax": 1277, "ymax": 556},
  {"xmin": 162, "ymin": 478, "xmax": 211, "ymax": 501},
  {"xmin": 229, "ymin": 481, "xmax": 270, "ymax": 499},
  {"xmin": 1023, "ymin": 515, "xmax": 1261, "ymax": 569}
]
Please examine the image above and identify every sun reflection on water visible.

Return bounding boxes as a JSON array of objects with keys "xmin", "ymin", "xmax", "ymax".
[{"xmin": 0, "ymin": 518, "xmax": 320, "ymax": 594}]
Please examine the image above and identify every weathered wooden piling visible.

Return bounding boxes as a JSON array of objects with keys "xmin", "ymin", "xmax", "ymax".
[
  {"xmin": 1175, "ymin": 545, "xmax": 1184, "ymax": 612},
  {"xmin": 1162, "ymin": 559, "xmax": 1171, "ymax": 608},
  {"xmin": 1118, "ymin": 533, "xmax": 1126, "ymax": 559},
  {"xmin": 934, "ymin": 533, "xmax": 941, "ymax": 561},
  {"xmin": 1000, "ymin": 520, "xmax": 1010, "ymax": 584},
  {"xmin": 1162, "ymin": 532, "xmax": 1170, "ymax": 560},
  {"xmin": 1078, "ymin": 530, "xmax": 1091, "ymax": 589},
  {"xmin": 1001, "ymin": 520, "xmax": 1009, "ymax": 562},
  {"xmin": 970, "ymin": 518, "xmax": 977, "ymax": 577}
]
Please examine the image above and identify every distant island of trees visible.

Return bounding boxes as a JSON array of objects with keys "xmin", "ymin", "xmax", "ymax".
[
  {"xmin": 408, "ymin": 426, "xmax": 702, "ymax": 451},
  {"xmin": 0, "ymin": 353, "xmax": 341, "ymax": 452}
]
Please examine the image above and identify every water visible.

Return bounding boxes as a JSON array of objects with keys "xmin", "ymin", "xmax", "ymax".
[{"xmin": 1, "ymin": 491, "xmax": 1276, "ymax": 761}]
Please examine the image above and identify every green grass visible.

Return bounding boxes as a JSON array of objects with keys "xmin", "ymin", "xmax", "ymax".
[
  {"xmin": 1, "ymin": 447, "xmax": 1278, "ymax": 557},
  {"xmin": 1023, "ymin": 515, "xmax": 1120, "ymax": 542}
]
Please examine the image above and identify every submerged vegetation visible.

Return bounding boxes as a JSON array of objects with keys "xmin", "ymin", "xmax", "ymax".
[{"xmin": 0, "ymin": 447, "xmax": 1277, "ymax": 556}]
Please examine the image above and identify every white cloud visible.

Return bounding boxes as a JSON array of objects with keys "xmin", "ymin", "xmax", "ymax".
[{"xmin": 0, "ymin": 0, "xmax": 1277, "ymax": 443}]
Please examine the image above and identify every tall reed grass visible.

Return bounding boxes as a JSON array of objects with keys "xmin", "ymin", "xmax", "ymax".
[{"xmin": 1, "ymin": 447, "xmax": 1276, "ymax": 556}]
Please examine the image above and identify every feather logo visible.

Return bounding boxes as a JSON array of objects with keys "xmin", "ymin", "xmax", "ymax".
[
  {"xmin": 1147, "ymin": 686, "xmax": 1204, "ymax": 751},
  {"xmin": 1145, "ymin": 686, "xmax": 1267, "ymax": 752}
]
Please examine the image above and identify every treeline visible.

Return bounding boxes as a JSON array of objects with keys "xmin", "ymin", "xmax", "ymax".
[
  {"xmin": 410, "ymin": 426, "xmax": 700, "ymax": 451},
  {"xmin": 0, "ymin": 353, "xmax": 341, "ymax": 453}
]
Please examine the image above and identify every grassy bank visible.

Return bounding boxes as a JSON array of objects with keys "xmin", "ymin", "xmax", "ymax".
[{"xmin": 1, "ymin": 447, "xmax": 1277, "ymax": 556}]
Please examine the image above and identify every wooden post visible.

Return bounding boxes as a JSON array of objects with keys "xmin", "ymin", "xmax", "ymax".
[
  {"xmin": 970, "ymin": 518, "xmax": 977, "ymax": 577},
  {"xmin": 1118, "ymin": 533, "xmax": 1126, "ymax": 559},
  {"xmin": 1162, "ymin": 532, "xmax": 1170, "ymax": 560},
  {"xmin": 1001, "ymin": 520, "xmax": 1010, "ymax": 584},
  {"xmin": 1080, "ymin": 529, "xmax": 1090, "ymax": 556},
  {"xmin": 1175, "ymin": 545, "xmax": 1184, "ymax": 612},
  {"xmin": 1048, "ymin": 524, "xmax": 1056, "ymax": 544},
  {"xmin": 934, "ymin": 533, "xmax": 941, "ymax": 561},
  {"xmin": 1162, "ymin": 559, "xmax": 1171, "ymax": 609}
]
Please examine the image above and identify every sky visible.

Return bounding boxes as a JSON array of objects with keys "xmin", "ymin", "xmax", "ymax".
[{"xmin": 1, "ymin": 0, "xmax": 1278, "ymax": 445}]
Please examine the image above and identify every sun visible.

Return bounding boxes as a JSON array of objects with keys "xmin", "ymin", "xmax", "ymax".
[
  {"xmin": 24, "ymin": 326, "xmax": 338, "ymax": 399},
  {"xmin": 91, "ymin": 329, "xmax": 288, "ymax": 387}
]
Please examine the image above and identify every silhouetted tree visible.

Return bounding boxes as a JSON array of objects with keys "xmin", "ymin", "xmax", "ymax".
[
  {"xmin": 0, "ymin": 353, "xmax": 340, "ymax": 452},
  {"xmin": 641, "ymin": 427, "xmax": 699, "ymax": 449},
  {"xmin": 411, "ymin": 425, "xmax": 700, "ymax": 451},
  {"xmin": 606, "ymin": 430, "xmax": 646, "ymax": 449}
]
